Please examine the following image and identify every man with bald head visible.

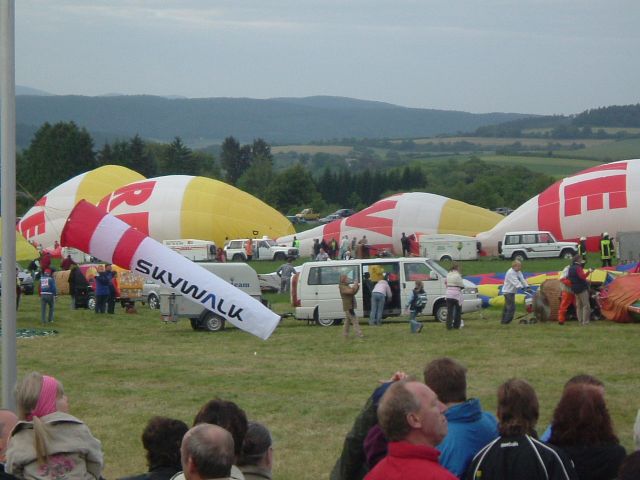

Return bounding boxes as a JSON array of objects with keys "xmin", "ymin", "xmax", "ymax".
[
  {"xmin": 0, "ymin": 410, "xmax": 18, "ymax": 480},
  {"xmin": 181, "ymin": 424, "xmax": 235, "ymax": 480},
  {"xmin": 365, "ymin": 380, "xmax": 456, "ymax": 480}
]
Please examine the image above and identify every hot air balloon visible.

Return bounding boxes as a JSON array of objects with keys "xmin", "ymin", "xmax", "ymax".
[
  {"xmin": 96, "ymin": 175, "xmax": 295, "ymax": 246},
  {"xmin": 0, "ymin": 221, "xmax": 39, "ymax": 261},
  {"xmin": 477, "ymin": 159, "xmax": 640, "ymax": 255},
  {"xmin": 17, "ymin": 165, "xmax": 146, "ymax": 250},
  {"xmin": 277, "ymin": 192, "xmax": 503, "ymax": 257}
]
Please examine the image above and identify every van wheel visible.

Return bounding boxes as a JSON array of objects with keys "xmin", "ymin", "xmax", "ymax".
[
  {"xmin": 434, "ymin": 301, "xmax": 448, "ymax": 323},
  {"xmin": 274, "ymin": 252, "xmax": 286, "ymax": 261},
  {"xmin": 232, "ymin": 254, "xmax": 245, "ymax": 262},
  {"xmin": 317, "ymin": 318, "xmax": 336, "ymax": 327},
  {"xmin": 202, "ymin": 312, "xmax": 225, "ymax": 332},
  {"xmin": 440, "ymin": 255, "xmax": 452, "ymax": 262},
  {"xmin": 512, "ymin": 252, "xmax": 527, "ymax": 262},
  {"xmin": 561, "ymin": 249, "xmax": 575, "ymax": 259},
  {"xmin": 190, "ymin": 318, "xmax": 200, "ymax": 330},
  {"xmin": 88, "ymin": 295, "xmax": 96, "ymax": 311}
]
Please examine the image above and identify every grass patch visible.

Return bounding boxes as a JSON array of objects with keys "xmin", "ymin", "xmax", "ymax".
[
  {"xmin": 9, "ymin": 257, "xmax": 638, "ymax": 479},
  {"xmin": 412, "ymin": 137, "xmax": 611, "ymax": 148},
  {"xmin": 271, "ymin": 145, "xmax": 353, "ymax": 155},
  {"xmin": 474, "ymin": 155, "xmax": 601, "ymax": 178},
  {"xmin": 555, "ymin": 138, "xmax": 640, "ymax": 161}
]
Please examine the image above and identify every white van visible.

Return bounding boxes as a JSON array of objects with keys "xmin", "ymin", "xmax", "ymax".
[
  {"xmin": 158, "ymin": 263, "xmax": 264, "ymax": 332},
  {"xmin": 292, "ymin": 257, "xmax": 482, "ymax": 326},
  {"xmin": 417, "ymin": 234, "xmax": 479, "ymax": 261},
  {"xmin": 162, "ymin": 239, "xmax": 217, "ymax": 262}
]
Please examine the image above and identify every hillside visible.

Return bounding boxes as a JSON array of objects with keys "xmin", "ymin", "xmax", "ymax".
[{"xmin": 14, "ymin": 94, "xmax": 530, "ymax": 145}]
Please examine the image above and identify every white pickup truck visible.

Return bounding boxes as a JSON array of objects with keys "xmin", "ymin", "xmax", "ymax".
[{"xmin": 224, "ymin": 237, "xmax": 298, "ymax": 262}]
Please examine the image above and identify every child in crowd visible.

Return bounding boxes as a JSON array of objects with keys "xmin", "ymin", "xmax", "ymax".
[{"xmin": 6, "ymin": 372, "xmax": 103, "ymax": 480}]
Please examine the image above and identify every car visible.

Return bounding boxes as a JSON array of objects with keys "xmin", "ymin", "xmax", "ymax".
[
  {"xmin": 142, "ymin": 280, "xmax": 162, "ymax": 309},
  {"xmin": 258, "ymin": 266, "xmax": 302, "ymax": 292},
  {"xmin": 0, "ymin": 260, "xmax": 34, "ymax": 295},
  {"xmin": 286, "ymin": 215, "xmax": 307, "ymax": 225},
  {"xmin": 498, "ymin": 231, "xmax": 577, "ymax": 261},
  {"xmin": 295, "ymin": 208, "xmax": 320, "ymax": 221},
  {"xmin": 319, "ymin": 214, "xmax": 341, "ymax": 224},
  {"xmin": 333, "ymin": 208, "xmax": 355, "ymax": 218},
  {"xmin": 493, "ymin": 207, "xmax": 513, "ymax": 216}
]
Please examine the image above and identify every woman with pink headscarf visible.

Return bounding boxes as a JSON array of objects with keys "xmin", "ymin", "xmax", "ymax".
[{"xmin": 6, "ymin": 372, "xmax": 103, "ymax": 480}]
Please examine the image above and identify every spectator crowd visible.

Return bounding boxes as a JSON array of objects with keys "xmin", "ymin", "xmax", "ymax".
[{"xmin": 1, "ymin": 362, "xmax": 638, "ymax": 480}]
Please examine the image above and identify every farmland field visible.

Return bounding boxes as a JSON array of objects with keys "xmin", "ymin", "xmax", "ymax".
[
  {"xmin": 271, "ymin": 145, "xmax": 353, "ymax": 155},
  {"xmin": 555, "ymin": 138, "xmax": 640, "ymax": 161},
  {"xmin": 7, "ymin": 260, "xmax": 639, "ymax": 480},
  {"xmin": 473, "ymin": 155, "xmax": 601, "ymax": 178},
  {"xmin": 411, "ymin": 136, "xmax": 612, "ymax": 148}
]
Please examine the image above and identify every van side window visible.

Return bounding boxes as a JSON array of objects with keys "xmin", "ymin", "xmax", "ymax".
[
  {"xmin": 505, "ymin": 235, "xmax": 519, "ymax": 245},
  {"xmin": 522, "ymin": 234, "xmax": 536, "ymax": 244},
  {"xmin": 308, "ymin": 266, "xmax": 359, "ymax": 285},
  {"xmin": 404, "ymin": 262, "xmax": 432, "ymax": 281},
  {"xmin": 538, "ymin": 233, "xmax": 552, "ymax": 243}
]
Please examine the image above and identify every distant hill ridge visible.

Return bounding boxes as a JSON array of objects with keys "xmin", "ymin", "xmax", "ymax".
[{"xmin": 14, "ymin": 93, "xmax": 530, "ymax": 145}]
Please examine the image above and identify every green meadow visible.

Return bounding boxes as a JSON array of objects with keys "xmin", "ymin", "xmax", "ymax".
[{"xmin": 6, "ymin": 255, "xmax": 639, "ymax": 479}]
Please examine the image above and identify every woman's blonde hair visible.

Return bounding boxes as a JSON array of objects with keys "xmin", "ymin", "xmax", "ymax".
[{"xmin": 15, "ymin": 372, "xmax": 64, "ymax": 465}]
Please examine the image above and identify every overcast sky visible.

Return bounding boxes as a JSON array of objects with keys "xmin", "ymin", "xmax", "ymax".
[{"xmin": 13, "ymin": 0, "xmax": 640, "ymax": 115}]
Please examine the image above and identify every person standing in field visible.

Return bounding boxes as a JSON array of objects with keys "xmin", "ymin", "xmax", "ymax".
[
  {"xmin": 38, "ymin": 269, "xmax": 56, "ymax": 324},
  {"xmin": 501, "ymin": 260, "xmax": 528, "ymax": 325},
  {"xmin": 339, "ymin": 274, "xmax": 363, "ymax": 339},
  {"xmin": 567, "ymin": 255, "xmax": 591, "ymax": 326},
  {"xmin": 445, "ymin": 264, "xmax": 464, "ymax": 330},
  {"xmin": 276, "ymin": 257, "xmax": 296, "ymax": 293}
]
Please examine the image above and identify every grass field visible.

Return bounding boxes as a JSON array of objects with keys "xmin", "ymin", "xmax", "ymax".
[
  {"xmin": 271, "ymin": 145, "xmax": 353, "ymax": 155},
  {"xmin": 474, "ymin": 155, "xmax": 601, "ymax": 178},
  {"xmin": 6, "ymin": 254, "xmax": 639, "ymax": 480},
  {"xmin": 411, "ymin": 136, "xmax": 611, "ymax": 148},
  {"xmin": 555, "ymin": 138, "xmax": 640, "ymax": 161}
]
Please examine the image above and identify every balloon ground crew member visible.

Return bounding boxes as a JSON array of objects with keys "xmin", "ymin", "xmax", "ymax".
[
  {"xmin": 557, "ymin": 264, "xmax": 575, "ymax": 325},
  {"xmin": 577, "ymin": 236, "xmax": 587, "ymax": 261},
  {"xmin": 245, "ymin": 239, "xmax": 253, "ymax": 261},
  {"xmin": 600, "ymin": 232, "xmax": 614, "ymax": 267}
]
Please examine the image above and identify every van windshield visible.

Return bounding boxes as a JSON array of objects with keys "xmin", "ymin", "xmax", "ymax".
[{"xmin": 427, "ymin": 260, "xmax": 448, "ymax": 277}]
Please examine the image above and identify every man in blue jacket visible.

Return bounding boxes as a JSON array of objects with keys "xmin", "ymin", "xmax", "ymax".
[
  {"xmin": 39, "ymin": 268, "xmax": 57, "ymax": 324},
  {"xmin": 424, "ymin": 357, "xmax": 499, "ymax": 478}
]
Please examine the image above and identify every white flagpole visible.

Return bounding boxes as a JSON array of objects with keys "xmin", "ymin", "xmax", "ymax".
[{"xmin": 1, "ymin": 0, "xmax": 18, "ymax": 411}]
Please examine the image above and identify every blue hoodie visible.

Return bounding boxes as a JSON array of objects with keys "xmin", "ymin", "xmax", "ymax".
[{"xmin": 437, "ymin": 398, "xmax": 499, "ymax": 478}]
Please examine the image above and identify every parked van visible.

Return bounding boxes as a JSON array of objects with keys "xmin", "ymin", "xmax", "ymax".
[
  {"xmin": 162, "ymin": 239, "xmax": 217, "ymax": 262},
  {"xmin": 158, "ymin": 263, "xmax": 264, "ymax": 332},
  {"xmin": 292, "ymin": 257, "xmax": 482, "ymax": 326},
  {"xmin": 417, "ymin": 234, "xmax": 479, "ymax": 261},
  {"xmin": 61, "ymin": 247, "xmax": 92, "ymax": 264}
]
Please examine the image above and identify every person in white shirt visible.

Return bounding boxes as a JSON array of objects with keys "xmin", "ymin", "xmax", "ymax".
[
  {"xmin": 501, "ymin": 260, "xmax": 528, "ymax": 324},
  {"xmin": 369, "ymin": 276, "xmax": 392, "ymax": 326}
]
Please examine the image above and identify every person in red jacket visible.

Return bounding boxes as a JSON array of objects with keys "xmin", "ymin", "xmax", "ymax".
[{"xmin": 365, "ymin": 380, "xmax": 456, "ymax": 480}]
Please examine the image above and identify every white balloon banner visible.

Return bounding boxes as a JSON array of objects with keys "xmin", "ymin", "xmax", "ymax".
[{"xmin": 60, "ymin": 200, "xmax": 280, "ymax": 340}]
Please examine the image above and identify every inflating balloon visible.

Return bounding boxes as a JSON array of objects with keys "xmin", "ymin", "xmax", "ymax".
[
  {"xmin": 278, "ymin": 192, "xmax": 502, "ymax": 257},
  {"xmin": 478, "ymin": 159, "xmax": 640, "ymax": 255},
  {"xmin": 97, "ymin": 175, "xmax": 295, "ymax": 247},
  {"xmin": 18, "ymin": 165, "xmax": 145, "ymax": 249}
]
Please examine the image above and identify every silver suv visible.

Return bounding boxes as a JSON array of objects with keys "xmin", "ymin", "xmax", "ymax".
[{"xmin": 498, "ymin": 231, "xmax": 577, "ymax": 261}]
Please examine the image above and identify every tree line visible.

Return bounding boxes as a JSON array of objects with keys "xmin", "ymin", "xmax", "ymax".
[{"xmin": 16, "ymin": 121, "xmax": 554, "ymax": 216}]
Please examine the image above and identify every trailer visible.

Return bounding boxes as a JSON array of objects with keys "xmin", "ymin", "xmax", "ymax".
[
  {"xmin": 162, "ymin": 239, "xmax": 217, "ymax": 262},
  {"xmin": 416, "ymin": 234, "xmax": 479, "ymax": 261}
]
